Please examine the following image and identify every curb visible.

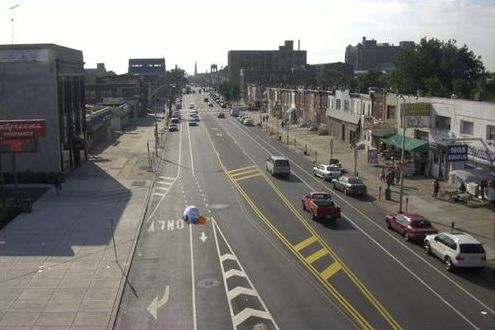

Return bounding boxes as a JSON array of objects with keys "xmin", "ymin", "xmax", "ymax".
[{"xmin": 107, "ymin": 127, "xmax": 169, "ymax": 329}]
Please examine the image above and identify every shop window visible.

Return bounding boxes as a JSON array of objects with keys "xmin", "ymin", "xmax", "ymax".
[
  {"xmin": 344, "ymin": 100, "xmax": 349, "ymax": 111},
  {"xmin": 460, "ymin": 120, "xmax": 473, "ymax": 135},
  {"xmin": 336, "ymin": 99, "xmax": 341, "ymax": 110},
  {"xmin": 487, "ymin": 125, "xmax": 495, "ymax": 140}
]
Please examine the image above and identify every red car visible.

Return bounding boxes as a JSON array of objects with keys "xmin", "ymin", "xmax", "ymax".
[
  {"xmin": 302, "ymin": 192, "xmax": 341, "ymax": 221},
  {"xmin": 385, "ymin": 213, "xmax": 438, "ymax": 242}
]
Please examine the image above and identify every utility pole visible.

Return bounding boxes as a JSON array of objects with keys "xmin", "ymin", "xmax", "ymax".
[{"xmin": 398, "ymin": 95, "xmax": 408, "ymax": 213}]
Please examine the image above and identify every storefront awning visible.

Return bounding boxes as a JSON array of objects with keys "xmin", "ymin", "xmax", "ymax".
[{"xmin": 383, "ymin": 135, "xmax": 428, "ymax": 152}]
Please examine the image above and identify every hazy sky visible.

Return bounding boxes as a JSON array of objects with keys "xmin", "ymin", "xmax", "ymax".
[{"xmin": 1, "ymin": 0, "xmax": 494, "ymax": 74}]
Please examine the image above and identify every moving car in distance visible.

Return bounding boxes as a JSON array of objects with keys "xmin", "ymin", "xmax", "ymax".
[
  {"xmin": 385, "ymin": 213, "xmax": 438, "ymax": 242},
  {"xmin": 217, "ymin": 112, "xmax": 225, "ymax": 118},
  {"xmin": 332, "ymin": 176, "xmax": 367, "ymax": 196},
  {"xmin": 424, "ymin": 232, "xmax": 486, "ymax": 271},
  {"xmin": 313, "ymin": 164, "xmax": 342, "ymax": 181},
  {"xmin": 302, "ymin": 192, "xmax": 340, "ymax": 221}
]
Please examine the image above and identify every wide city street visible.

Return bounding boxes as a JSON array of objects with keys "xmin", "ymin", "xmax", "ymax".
[{"xmin": 114, "ymin": 91, "xmax": 495, "ymax": 330}]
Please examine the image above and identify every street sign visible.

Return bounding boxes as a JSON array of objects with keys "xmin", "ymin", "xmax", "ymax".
[
  {"xmin": 0, "ymin": 119, "xmax": 46, "ymax": 138},
  {"xmin": 448, "ymin": 144, "xmax": 468, "ymax": 162}
]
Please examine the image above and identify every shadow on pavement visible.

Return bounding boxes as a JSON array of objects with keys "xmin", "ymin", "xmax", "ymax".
[{"xmin": 0, "ymin": 161, "xmax": 131, "ymax": 257}]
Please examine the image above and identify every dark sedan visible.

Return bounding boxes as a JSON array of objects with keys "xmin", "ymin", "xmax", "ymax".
[{"xmin": 332, "ymin": 176, "xmax": 367, "ymax": 196}]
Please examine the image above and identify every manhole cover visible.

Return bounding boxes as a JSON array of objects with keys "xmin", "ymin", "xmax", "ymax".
[{"xmin": 197, "ymin": 278, "xmax": 220, "ymax": 288}]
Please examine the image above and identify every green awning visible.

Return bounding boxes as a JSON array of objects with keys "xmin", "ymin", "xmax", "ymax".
[{"xmin": 383, "ymin": 135, "xmax": 428, "ymax": 152}]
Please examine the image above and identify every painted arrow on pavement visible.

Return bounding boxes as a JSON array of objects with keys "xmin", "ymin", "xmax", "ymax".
[
  {"xmin": 199, "ymin": 232, "xmax": 207, "ymax": 242},
  {"xmin": 146, "ymin": 285, "xmax": 170, "ymax": 319}
]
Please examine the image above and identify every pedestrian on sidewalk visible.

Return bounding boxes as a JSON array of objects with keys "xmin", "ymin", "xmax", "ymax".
[
  {"xmin": 54, "ymin": 174, "xmax": 62, "ymax": 196},
  {"xmin": 281, "ymin": 120, "xmax": 285, "ymax": 130},
  {"xmin": 432, "ymin": 179, "xmax": 440, "ymax": 198},
  {"xmin": 379, "ymin": 168, "xmax": 386, "ymax": 183},
  {"xmin": 395, "ymin": 165, "xmax": 401, "ymax": 184},
  {"xmin": 386, "ymin": 170, "xmax": 395, "ymax": 190}
]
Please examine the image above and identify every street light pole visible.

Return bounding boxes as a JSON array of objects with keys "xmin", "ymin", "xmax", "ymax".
[
  {"xmin": 398, "ymin": 95, "xmax": 407, "ymax": 213},
  {"xmin": 9, "ymin": 4, "xmax": 19, "ymax": 45}
]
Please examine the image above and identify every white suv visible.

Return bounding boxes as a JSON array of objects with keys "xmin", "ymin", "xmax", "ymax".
[{"xmin": 424, "ymin": 232, "xmax": 486, "ymax": 271}]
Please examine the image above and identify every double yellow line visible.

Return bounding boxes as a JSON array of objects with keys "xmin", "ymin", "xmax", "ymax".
[{"xmin": 203, "ymin": 124, "xmax": 402, "ymax": 330}]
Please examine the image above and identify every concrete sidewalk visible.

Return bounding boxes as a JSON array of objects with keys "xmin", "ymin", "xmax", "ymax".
[
  {"xmin": 259, "ymin": 114, "xmax": 495, "ymax": 265},
  {"xmin": 0, "ymin": 115, "xmax": 165, "ymax": 329}
]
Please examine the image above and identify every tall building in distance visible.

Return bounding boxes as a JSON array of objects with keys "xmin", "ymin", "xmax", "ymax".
[
  {"xmin": 345, "ymin": 37, "xmax": 415, "ymax": 72},
  {"xmin": 194, "ymin": 61, "xmax": 197, "ymax": 76},
  {"xmin": 228, "ymin": 40, "xmax": 307, "ymax": 87}
]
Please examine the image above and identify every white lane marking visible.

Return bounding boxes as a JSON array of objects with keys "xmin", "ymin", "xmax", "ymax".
[
  {"xmin": 189, "ymin": 209, "xmax": 198, "ymax": 330},
  {"xmin": 211, "ymin": 217, "xmax": 279, "ymax": 329},
  {"xmin": 233, "ymin": 308, "xmax": 271, "ymax": 328},
  {"xmin": 157, "ymin": 181, "xmax": 173, "ymax": 186},
  {"xmin": 159, "ymin": 176, "xmax": 175, "ymax": 181},
  {"xmin": 227, "ymin": 286, "xmax": 257, "ymax": 300},
  {"xmin": 220, "ymin": 253, "xmax": 237, "ymax": 262},
  {"xmin": 187, "ymin": 120, "xmax": 195, "ymax": 175},
  {"xmin": 155, "ymin": 187, "xmax": 170, "ymax": 191},
  {"xmin": 229, "ymin": 119, "xmax": 491, "ymax": 325},
  {"xmin": 146, "ymin": 285, "xmax": 170, "ymax": 319},
  {"xmin": 199, "ymin": 232, "xmax": 207, "ymax": 242},
  {"xmin": 224, "ymin": 269, "xmax": 246, "ymax": 280},
  {"xmin": 145, "ymin": 122, "xmax": 183, "ymax": 223},
  {"xmin": 153, "ymin": 192, "xmax": 165, "ymax": 197}
]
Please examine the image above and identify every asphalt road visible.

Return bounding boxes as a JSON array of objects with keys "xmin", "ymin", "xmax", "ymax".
[{"xmin": 114, "ymin": 92, "xmax": 494, "ymax": 330}]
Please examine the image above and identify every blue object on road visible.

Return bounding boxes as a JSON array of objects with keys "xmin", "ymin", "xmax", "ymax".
[{"xmin": 183, "ymin": 205, "xmax": 200, "ymax": 223}]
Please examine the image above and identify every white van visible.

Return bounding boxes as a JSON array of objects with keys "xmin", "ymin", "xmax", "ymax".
[{"xmin": 266, "ymin": 156, "xmax": 290, "ymax": 177}]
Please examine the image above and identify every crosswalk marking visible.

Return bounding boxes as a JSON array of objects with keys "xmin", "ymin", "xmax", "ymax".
[
  {"xmin": 305, "ymin": 248, "xmax": 328, "ymax": 264},
  {"xmin": 153, "ymin": 192, "xmax": 165, "ymax": 197},
  {"xmin": 320, "ymin": 262, "xmax": 342, "ymax": 280},
  {"xmin": 159, "ymin": 176, "xmax": 175, "ymax": 181},
  {"xmin": 293, "ymin": 236, "xmax": 318, "ymax": 252}
]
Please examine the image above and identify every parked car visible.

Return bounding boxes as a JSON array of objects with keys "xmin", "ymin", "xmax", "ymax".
[
  {"xmin": 217, "ymin": 112, "xmax": 225, "ymax": 118},
  {"xmin": 266, "ymin": 156, "xmax": 290, "ymax": 177},
  {"xmin": 243, "ymin": 118, "xmax": 254, "ymax": 126},
  {"xmin": 424, "ymin": 232, "xmax": 486, "ymax": 271},
  {"xmin": 302, "ymin": 192, "xmax": 340, "ymax": 221},
  {"xmin": 385, "ymin": 213, "xmax": 438, "ymax": 242},
  {"xmin": 332, "ymin": 176, "xmax": 367, "ymax": 196},
  {"xmin": 313, "ymin": 164, "xmax": 342, "ymax": 181},
  {"xmin": 170, "ymin": 117, "xmax": 180, "ymax": 124},
  {"xmin": 189, "ymin": 103, "xmax": 195, "ymax": 109},
  {"xmin": 188, "ymin": 119, "xmax": 198, "ymax": 126},
  {"xmin": 168, "ymin": 123, "xmax": 179, "ymax": 132},
  {"xmin": 208, "ymin": 102, "xmax": 213, "ymax": 107}
]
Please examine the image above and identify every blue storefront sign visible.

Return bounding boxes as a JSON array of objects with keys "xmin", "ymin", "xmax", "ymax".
[{"xmin": 448, "ymin": 144, "xmax": 468, "ymax": 162}]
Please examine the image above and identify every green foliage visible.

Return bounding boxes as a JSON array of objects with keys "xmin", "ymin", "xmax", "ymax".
[
  {"xmin": 219, "ymin": 81, "xmax": 240, "ymax": 101},
  {"xmin": 167, "ymin": 67, "xmax": 187, "ymax": 89},
  {"xmin": 346, "ymin": 69, "xmax": 390, "ymax": 93},
  {"xmin": 391, "ymin": 38, "xmax": 486, "ymax": 99},
  {"xmin": 317, "ymin": 69, "xmax": 345, "ymax": 88}
]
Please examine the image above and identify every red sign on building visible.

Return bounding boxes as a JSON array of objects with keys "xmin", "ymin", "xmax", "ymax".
[{"xmin": 0, "ymin": 119, "xmax": 46, "ymax": 139}]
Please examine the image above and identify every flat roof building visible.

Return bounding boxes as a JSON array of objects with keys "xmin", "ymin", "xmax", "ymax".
[{"xmin": 0, "ymin": 43, "xmax": 86, "ymax": 175}]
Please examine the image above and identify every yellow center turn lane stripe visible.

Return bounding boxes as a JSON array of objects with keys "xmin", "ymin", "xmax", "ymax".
[
  {"xmin": 305, "ymin": 248, "xmax": 328, "ymax": 264},
  {"xmin": 293, "ymin": 235, "xmax": 318, "ymax": 251},
  {"xmin": 228, "ymin": 165, "xmax": 257, "ymax": 174},
  {"xmin": 202, "ymin": 122, "xmax": 402, "ymax": 330},
  {"xmin": 233, "ymin": 173, "xmax": 262, "ymax": 182}
]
